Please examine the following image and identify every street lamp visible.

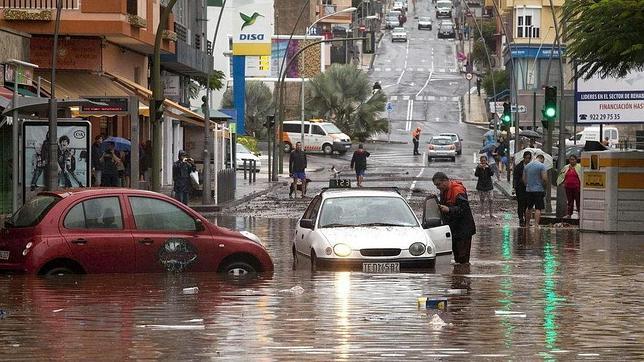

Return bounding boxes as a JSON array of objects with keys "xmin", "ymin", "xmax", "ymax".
[
  {"xmin": 7, "ymin": 59, "xmax": 39, "ymax": 212},
  {"xmin": 300, "ymin": 6, "xmax": 357, "ymax": 148}
]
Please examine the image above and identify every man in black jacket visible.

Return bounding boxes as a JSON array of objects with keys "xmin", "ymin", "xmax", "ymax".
[
  {"xmin": 289, "ymin": 142, "xmax": 308, "ymax": 198},
  {"xmin": 350, "ymin": 144, "xmax": 370, "ymax": 187},
  {"xmin": 433, "ymin": 172, "xmax": 476, "ymax": 264},
  {"xmin": 172, "ymin": 150, "xmax": 196, "ymax": 205},
  {"xmin": 91, "ymin": 135, "xmax": 103, "ymax": 186},
  {"xmin": 513, "ymin": 151, "xmax": 532, "ymax": 226}
]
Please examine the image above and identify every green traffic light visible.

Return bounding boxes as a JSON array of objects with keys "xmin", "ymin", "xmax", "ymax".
[{"xmin": 545, "ymin": 107, "xmax": 556, "ymax": 118}]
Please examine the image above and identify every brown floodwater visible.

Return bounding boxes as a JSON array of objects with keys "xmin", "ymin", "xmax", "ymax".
[{"xmin": 1, "ymin": 215, "xmax": 643, "ymax": 360}]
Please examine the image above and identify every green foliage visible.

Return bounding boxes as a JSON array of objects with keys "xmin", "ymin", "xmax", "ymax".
[
  {"xmin": 563, "ymin": 0, "xmax": 644, "ymax": 80},
  {"xmin": 469, "ymin": 19, "xmax": 497, "ymax": 69},
  {"xmin": 196, "ymin": 70, "xmax": 226, "ymax": 91},
  {"xmin": 221, "ymin": 81, "xmax": 274, "ymax": 138},
  {"xmin": 482, "ymin": 69, "xmax": 509, "ymax": 97},
  {"xmin": 186, "ymin": 70, "xmax": 226, "ymax": 101},
  {"xmin": 306, "ymin": 64, "xmax": 388, "ymax": 141},
  {"xmin": 237, "ymin": 136, "xmax": 259, "ymax": 154}
]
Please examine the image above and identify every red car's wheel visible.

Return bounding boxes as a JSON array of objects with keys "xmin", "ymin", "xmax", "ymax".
[{"xmin": 222, "ymin": 261, "xmax": 257, "ymax": 277}]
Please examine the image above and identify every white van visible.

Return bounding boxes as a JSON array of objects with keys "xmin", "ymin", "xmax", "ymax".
[
  {"xmin": 282, "ymin": 120, "xmax": 352, "ymax": 154},
  {"xmin": 565, "ymin": 126, "xmax": 619, "ymax": 147}
]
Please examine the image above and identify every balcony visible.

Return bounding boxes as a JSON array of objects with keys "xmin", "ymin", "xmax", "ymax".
[
  {"xmin": 316, "ymin": 5, "xmax": 353, "ymax": 25},
  {"xmin": 0, "ymin": 0, "xmax": 78, "ymax": 9}
]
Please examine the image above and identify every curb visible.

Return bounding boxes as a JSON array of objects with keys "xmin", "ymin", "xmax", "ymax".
[
  {"xmin": 494, "ymin": 180, "xmax": 515, "ymax": 200},
  {"xmin": 193, "ymin": 182, "xmax": 282, "ymax": 213}
]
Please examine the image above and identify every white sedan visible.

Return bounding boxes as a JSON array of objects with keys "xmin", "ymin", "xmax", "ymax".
[
  {"xmin": 236, "ymin": 143, "xmax": 261, "ymax": 171},
  {"xmin": 391, "ymin": 27, "xmax": 408, "ymax": 42},
  {"xmin": 292, "ymin": 188, "xmax": 452, "ymax": 272},
  {"xmin": 428, "ymin": 136, "xmax": 457, "ymax": 162}
]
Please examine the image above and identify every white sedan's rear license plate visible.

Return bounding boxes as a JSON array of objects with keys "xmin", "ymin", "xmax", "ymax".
[
  {"xmin": 362, "ymin": 262, "xmax": 400, "ymax": 273},
  {"xmin": 0, "ymin": 251, "xmax": 9, "ymax": 260}
]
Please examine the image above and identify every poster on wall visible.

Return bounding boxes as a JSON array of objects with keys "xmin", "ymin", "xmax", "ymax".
[{"xmin": 23, "ymin": 120, "xmax": 91, "ymax": 204}]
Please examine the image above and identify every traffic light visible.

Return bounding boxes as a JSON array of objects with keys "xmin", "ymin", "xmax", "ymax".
[
  {"xmin": 501, "ymin": 102, "xmax": 511, "ymax": 125},
  {"xmin": 150, "ymin": 99, "xmax": 164, "ymax": 123},
  {"xmin": 264, "ymin": 115, "xmax": 275, "ymax": 129},
  {"xmin": 543, "ymin": 86, "xmax": 557, "ymax": 122}
]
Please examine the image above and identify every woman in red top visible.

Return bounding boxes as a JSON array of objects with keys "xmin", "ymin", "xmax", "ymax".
[{"xmin": 557, "ymin": 155, "xmax": 582, "ymax": 218}]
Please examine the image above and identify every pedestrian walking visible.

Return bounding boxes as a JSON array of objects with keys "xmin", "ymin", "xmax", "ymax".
[
  {"xmin": 432, "ymin": 172, "xmax": 476, "ymax": 264},
  {"xmin": 513, "ymin": 151, "xmax": 532, "ymax": 226},
  {"xmin": 172, "ymin": 150, "xmax": 196, "ymax": 205},
  {"xmin": 289, "ymin": 141, "xmax": 308, "ymax": 198},
  {"xmin": 475, "ymin": 155, "xmax": 495, "ymax": 219},
  {"xmin": 372, "ymin": 81, "xmax": 382, "ymax": 93},
  {"xmin": 523, "ymin": 154, "xmax": 548, "ymax": 226},
  {"xmin": 91, "ymin": 135, "xmax": 103, "ymax": 186},
  {"xmin": 412, "ymin": 127, "xmax": 421, "ymax": 155},
  {"xmin": 100, "ymin": 141, "xmax": 121, "ymax": 187},
  {"xmin": 350, "ymin": 144, "xmax": 370, "ymax": 187},
  {"xmin": 557, "ymin": 154, "xmax": 582, "ymax": 218},
  {"xmin": 476, "ymin": 77, "xmax": 482, "ymax": 96},
  {"xmin": 483, "ymin": 143, "xmax": 500, "ymax": 181}
]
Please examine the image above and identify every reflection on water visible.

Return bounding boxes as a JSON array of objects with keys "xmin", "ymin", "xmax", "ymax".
[{"xmin": 1, "ymin": 215, "xmax": 643, "ymax": 359}]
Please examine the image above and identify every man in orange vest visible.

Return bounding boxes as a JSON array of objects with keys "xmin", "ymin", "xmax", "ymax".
[{"xmin": 412, "ymin": 127, "xmax": 421, "ymax": 155}]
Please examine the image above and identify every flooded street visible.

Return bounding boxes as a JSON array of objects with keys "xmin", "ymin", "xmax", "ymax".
[{"xmin": 1, "ymin": 214, "xmax": 643, "ymax": 360}]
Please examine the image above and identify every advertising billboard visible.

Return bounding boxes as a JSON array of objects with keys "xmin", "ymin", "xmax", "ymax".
[
  {"xmin": 23, "ymin": 121, "xmax": 91, "ymax": 203},
  {"xmin": 575, "ymin": 66, "xmax": 644, "ymax": 124},
  {"xmin": 232, "ymin": 0, "xmax": 273, "ymax": 56},
  {"xmin": 245, "ymin": 36, "xmax": 324, "ymax": 80}
]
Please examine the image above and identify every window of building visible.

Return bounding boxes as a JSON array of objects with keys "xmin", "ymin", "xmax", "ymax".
[
  {"xmin": 174, "ymin": 0, "xmax": 187, "ymax": 26},
  {"xmin": 516, "ymin": 7, "xmax": 540, "ymax": 39}
]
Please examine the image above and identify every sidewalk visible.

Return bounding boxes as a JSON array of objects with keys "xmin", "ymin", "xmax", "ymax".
[{"xmin": 463, "ymin": 89, "xmax": 489, "ymax": 126}]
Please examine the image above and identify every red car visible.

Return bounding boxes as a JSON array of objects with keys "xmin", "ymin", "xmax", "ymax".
[{"xmin": 0, "ymin": 189, "xmax": 273, "ymax": 276}]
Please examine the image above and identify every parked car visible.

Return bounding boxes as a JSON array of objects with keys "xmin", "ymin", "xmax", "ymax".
[
  {"xmin": 236, "ymin": 143, "xmax": 261, "ymax": 172},
  {"xmin": 391, "ymin": 27, "xmax": 408, "ymax": 42},
  {"xmin": 418, "ymin": 16, "xmax": 433, "ymax": 30},
  {"xmin": 437, "ymin": 22, "xmax": 456, "ymax": 39},
  {"xmin": 438, "ymin": 132, "xmax": 463, "ymax": 155},
  {"xmin": 292, "ymin": 188, "xmax": 452, "ymax": 271},
  {"xmin": 0, "ymin": 189, "xmax": 274, "ymax": 276},
  {"xmin": 428, "ymin": 136, "xmax": 457, "ymax": 162}
]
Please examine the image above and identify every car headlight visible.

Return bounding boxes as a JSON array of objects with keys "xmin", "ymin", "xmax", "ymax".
[
  {"xmin": 239, "ymin": 231, "xmax": 266, "ymax": 248},
  {"xmin": 409, "ymin": 242, "xmax": 427, "ymax": 256},
  {"xmin": 333, "ymin": 243, "xmax": 352, "ymax": 257}
]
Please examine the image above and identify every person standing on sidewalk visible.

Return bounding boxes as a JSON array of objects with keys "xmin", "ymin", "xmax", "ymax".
[
  {"xmin": 172, "ymin": 150, "xmax": 196, "ymax": 205},
  {"xmin": 350, "ymin": 144, "xmax": 370, "ymax": 187},
  {"xmin": 523, "ymin": 154, "xmax": 548, "ymax": 226},
  {"xmin": 433, "ymin": 172, "xmax": 476, "ymax": 264},
  {"xmin": 476, "ymin": 77, "xmax": 482, "ymax": 96},
  {"xmin": 475, "ymin": 155, "xmax": 495, "ymax": 219},
  {"xmin": 513, "ymin": 151, "xmax": 532, "ymax": 226},
  {"xmin": 289, "ymin": 142, "xmax": 308, "ymax": 198},
  {"xmin": 412, "ymin": 127, "xmax": 422, "ymax": 155},
  {"xmin": 91, "ymin": 135, "xmax": 103, "ymax": 186},
  {"xmin": 557, "ymin": 155, "xmax": 582, "ymax": 218}
]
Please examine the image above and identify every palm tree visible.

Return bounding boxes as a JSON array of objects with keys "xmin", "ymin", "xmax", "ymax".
[
  {"xmin": 221, "ymin": 81, "xmax": 274, "ymax": 138},
  {"xmin": 307, "ymin": 64, "xmax": 387, "ymax": 141}
]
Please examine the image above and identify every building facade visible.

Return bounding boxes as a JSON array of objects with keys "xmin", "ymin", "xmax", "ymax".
[{"xmin": 0, "ymin": 0, "xmax": 213, "ymax": 192}]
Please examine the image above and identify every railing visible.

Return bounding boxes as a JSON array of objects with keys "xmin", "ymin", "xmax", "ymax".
[
  {"xmin": 194, "ymin": 33, "xmax": 201, "ymax": 51},
  {"xmin": 174, "ymin": 22, "xmax": 187, "ymax": 42},
  {"xmin": 0, "ymin": 0, "xmax": 78, "ymax": 9}
]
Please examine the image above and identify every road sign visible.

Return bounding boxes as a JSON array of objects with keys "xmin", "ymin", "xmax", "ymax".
[
  {"xmin": 510, "ymin": 104, "xmax": 527, "ymax": 113},
  {"xmin": 490, "ymin": 101, "xmax": 504, "ymax": 117},
  {"xmin": 386, "ymin": 102, "xmax": 394, "ymax": 113},
  {"xmin": 465, "ymin": 73, "xmax": 473, "ymax": 80}
]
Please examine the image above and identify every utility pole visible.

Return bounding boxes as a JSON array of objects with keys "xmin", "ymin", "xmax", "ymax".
[
  {"xmin": 151, "ymin": 0, "xmax": 178, "ymax": 192},
  {"xmin": 202, "ymin": 0, "xmax": 228, "ymax": 204},
  {"xmin": 46, "ymin": 0, "xmax": 63, "ymax": 193}
]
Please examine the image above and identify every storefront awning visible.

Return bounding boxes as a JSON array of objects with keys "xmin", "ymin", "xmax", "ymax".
[
  {"xmin": 36, "ymin": 71, "xmax": 131, "ymax": 99},
  {"xmin": 104, "ymin": 72, "xmax": 209, "ymax": 128}
]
